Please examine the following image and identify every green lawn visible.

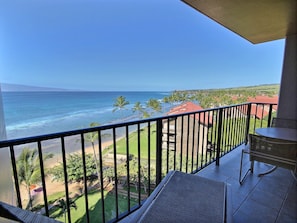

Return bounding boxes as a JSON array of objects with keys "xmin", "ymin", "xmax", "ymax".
[
  {"xmin": 50, "ymin": 189, "xmax": 137, "ymax": 223},
  {"xmin": 47, "ymin": 191, "xmax": 69, "ymax": 204},
  {"xmin": 110, "ymin": 124, "xmax": 157, "ymax": 159}
]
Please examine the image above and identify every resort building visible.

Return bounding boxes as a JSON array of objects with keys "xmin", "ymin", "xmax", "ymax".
[
  {"xmin": 248, "ymin": 95, "xmax": 279, "ymax": 119},
  {"xmin": 162, "ymin": 102, "xmax": 212, "ymax": 154},
  {"xmin": 237, "ymin": 95, "xmax": 279, "ymax": 120}
]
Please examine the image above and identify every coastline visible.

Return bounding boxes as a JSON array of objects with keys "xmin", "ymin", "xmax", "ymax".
[
  {"xmin": 3, "ymin": 91, "xmax": 170, "ymax": 140},
  {"xmin": 45, "ymin": 137, "xmax": 115, "ymax": 168}
]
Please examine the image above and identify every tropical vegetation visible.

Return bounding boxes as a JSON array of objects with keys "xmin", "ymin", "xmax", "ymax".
[
  {"xmin": 84, "ymin": 122, "xmax": 101, "ymax": 182},
  {"xmin": 112, "ymin": 96, "xmax": 129, "ymax": 116},
  {"xmin": 50, "ymin": 153, "xmax": 97, "ymax": 183},
  {"xmin": 16, "ymin": 148, "xmax": 53, "ymax": 209}
]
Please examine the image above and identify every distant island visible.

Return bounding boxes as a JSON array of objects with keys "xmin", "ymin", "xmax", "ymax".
[{"xmin": 0, "ymin": 83, "xmax": 72, "ymax": 92}]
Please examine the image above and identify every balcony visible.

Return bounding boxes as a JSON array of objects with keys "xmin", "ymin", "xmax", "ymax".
[
  {"xmin": 195, "ymin": 146, "xmax": 296, "ymax": 222},
  {"xmin": 0, "ymin": 102, "xmax": 296, "ymax": 223},
  {"xmin": 122, "ymin": 146, "xmax": 297, "ymax": 223}
]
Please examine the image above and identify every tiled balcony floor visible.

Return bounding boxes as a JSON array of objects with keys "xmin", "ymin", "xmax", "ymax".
[
  {"xmin": 197, "ymin": 145, "xmax": 297, "ymax": 223},
  {"xmin": 122, "ymin": 145, "xmax": 297, "ymax": 223}
]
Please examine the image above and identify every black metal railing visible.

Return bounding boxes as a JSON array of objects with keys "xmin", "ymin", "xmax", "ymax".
[{"xmin": 0, "ymin": 102, "xmax": 276, "ymax": 223}]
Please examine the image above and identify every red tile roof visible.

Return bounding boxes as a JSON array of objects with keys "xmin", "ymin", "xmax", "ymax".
[
  {"xmin": 235, "ymin": 95, "xmax": 278, "ymax": 119},
  {"xmin": 247, "ymin": 95, "xmax": 278, "ymax": 104},
  {"xmin": 249, "ymin": 104, "xmax": 268, "ymax": 119},
  {"xmin": 247, "ymin": 95, "xmax": 278, "ymax": 118},
  {"xmin": 167, "ymin": 102, "xmax": 212, "ymax": 126},
  {"xmin": 167, "ymin": 102, "xmax": 203, "ymax": 114}
]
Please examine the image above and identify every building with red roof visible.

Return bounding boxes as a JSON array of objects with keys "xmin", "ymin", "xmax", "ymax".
[
  {"xmin": 163, "ymin": 102, "xmax": 212, "ymax": 155},
  {"xmin": 167, "ymin": 101, "xmax": 213, "ymax": 126},
  {"xmin": 240, "ymin": 95, "xmax": 279, "ymax": 119},
  {"xmin": 235, "ymin": 95, "xmax": 278, "ymax": 119}
]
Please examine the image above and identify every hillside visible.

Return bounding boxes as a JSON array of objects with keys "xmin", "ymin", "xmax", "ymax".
[
  {"xmin": 220, "ymin": 84, "xmax": 279, "ymax": 95},
  {"xmin": 184, "ymin": 84, "xmax": 279, "ymax": 95},
  {"xmin": 167, "ymin": 84, "xmax": 279, "ymax": 108}
]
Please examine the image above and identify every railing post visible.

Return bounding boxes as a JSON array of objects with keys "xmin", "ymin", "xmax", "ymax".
[
  {"xmin": 156, "ymin": 119, "xmax": 163, "ymax": 185},
  {"xmin": 267, "ymin": 104, "xmax": 273, "ymax": 127},
  {"xmin": 215, "ymin": 108, "xmax": 223, "ymax": 166},
  {"xmin": 245, "ymin": 103, "xmax": 252, "ymax": 143},
  {"xmin": 9, "ymin": 146, "xmax": 22, "ymax": 208}
]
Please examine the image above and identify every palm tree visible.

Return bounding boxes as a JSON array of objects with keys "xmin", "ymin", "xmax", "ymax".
[
  {"xmin": 141, "ymin": 110, "xmax": 150, "ymax": 119},
  {"xmin": 56, "ymin": 198, "xmax": 77, "ymax": 223},
  {"xmin": 84, "ymin": 122, "xmax": 101, "ymax": 183},
  {"xmin": 16, "ymin": 147, "xmax": 53, "ymax": 209},
  {"xmin": 112, "ymin": 96, "xmax": 129, "ymax": 116},
  {"xmin": 133, "ymin": 101, "xmax": 144, "ymax": 119},
  {"xmin": 146, "ymin": 98, "xmax": 162, "ymax": 116}
]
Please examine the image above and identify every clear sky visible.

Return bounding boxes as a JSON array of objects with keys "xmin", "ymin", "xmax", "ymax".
[{"xmin": 0, "ymin": 0, "xmax": 285, "ymax": 91}]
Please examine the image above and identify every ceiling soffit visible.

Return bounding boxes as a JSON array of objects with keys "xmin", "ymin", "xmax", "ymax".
[{"xmin": 182, "ymin": 0, "xmax": 297, "ymax": 44}]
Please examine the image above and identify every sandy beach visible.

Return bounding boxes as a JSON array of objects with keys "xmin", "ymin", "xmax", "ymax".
[{"xmin": 45, "ymin": 138, "xmax": 115, "ymax": 168}]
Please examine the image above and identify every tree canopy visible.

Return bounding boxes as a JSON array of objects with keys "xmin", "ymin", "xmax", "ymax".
[{"xmin": 50, "ymin": 153, "xmax": 97, "ymax": 183}]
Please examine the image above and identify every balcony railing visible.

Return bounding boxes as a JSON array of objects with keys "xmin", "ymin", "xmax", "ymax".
[{"xmin": 0, "ymin": 102, "xmax": 276, "ymax": 223}]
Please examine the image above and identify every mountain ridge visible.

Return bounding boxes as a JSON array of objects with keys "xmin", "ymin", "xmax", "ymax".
[{"xmin": 0, "ymin": 83, "xmax": 76, "ymax": 92}]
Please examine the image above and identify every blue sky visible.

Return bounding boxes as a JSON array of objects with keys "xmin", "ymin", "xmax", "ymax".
[{"xmin": 0, "ymin": 0, "xmax": 285, "ymax": 91}]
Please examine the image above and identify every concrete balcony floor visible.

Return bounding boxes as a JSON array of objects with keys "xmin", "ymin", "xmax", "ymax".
[
  {"xmin": 198, "ymin": 145, "xmax": 297, "ymax": 223},
  {"xmin": 123, "ymin": 145, "xmax": 297, "ymax": 223}
]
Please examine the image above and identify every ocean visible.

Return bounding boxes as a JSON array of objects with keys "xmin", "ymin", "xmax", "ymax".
[{"xmin": 2, "ymin": 91, "xmax": 171, "ymax": 140}]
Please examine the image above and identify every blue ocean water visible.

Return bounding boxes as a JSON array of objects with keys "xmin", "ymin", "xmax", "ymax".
[{"xmin": 2, "ymin": 91, "xmax": 171, "ymax": 139}]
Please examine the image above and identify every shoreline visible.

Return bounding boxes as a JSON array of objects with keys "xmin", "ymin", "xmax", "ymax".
[
  {"xmin": 45, "ymin": 137, "xmax": 116, "ymax": 168},
  {"xmin": 4, "ymin": 91, "xmax": 172, "ymax": 141}
]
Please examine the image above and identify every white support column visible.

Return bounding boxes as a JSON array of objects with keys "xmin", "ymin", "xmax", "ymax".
[
  {"xmin": 0, "ymin": 84, "xmax": 13, "ymax": 204},
  {"xmin": 0, "ymin": 84, "xmax": 7, "ymax": 140},
  {"xmin": 277, "ymin": 34, "xmax": 297, "ymax": 120}
]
